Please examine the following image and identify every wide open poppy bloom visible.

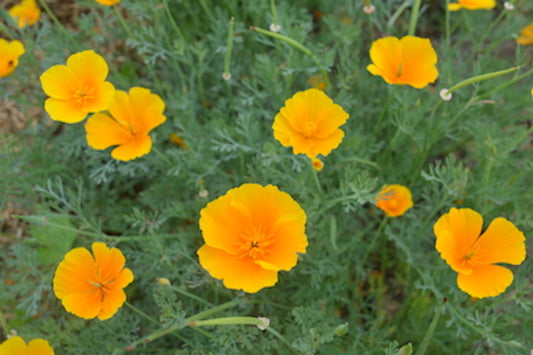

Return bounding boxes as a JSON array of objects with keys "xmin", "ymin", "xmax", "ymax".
[
  {"xmin": 95, "ymin": 0, "xmax": 121, "ymax": 5},
  {"xmin": 85, "ymin": 87, "xmax": 166, "ymax": 161},
  {"xmin": 40, "ymin": 50, "xmax": 115, "ymax": 123},
  {"xmin": 367, "ymin": 36, "xmax": 438, "ymax": 89},
  {"xmin": 516, "ymin": 23, "xmax": 533, "ymax": 46},
  {"xmin": 8, "ymin": 0, "xmax": 40, "ymax": 28},
  {"xmin": 0, "ymin": 336, "xmax": 54, "ymax": 355},
  {"xmin": 375, "ymin": 184, "xmax": 413, "ymax": 217},
  {"xmin": 448, "ymin": 0, "xmax": 496, "ymax": 11},
  {"xmin": 272, "ymin": 88, "xmax": 349, "ymax": 159},
  {"xmin": 53, "ymin": 242, "xmax": 134, "ymax": 320},
  {"xmin": 434, "ymin": 208, "xmax": 526, "ymax": 298},
  {"xmin": 0, "ymin": 39, "xmax": 25, "ymax": 78},
  {"xmin": 197, "ymin": 184, "xmax": 308, "ymax": 293}
]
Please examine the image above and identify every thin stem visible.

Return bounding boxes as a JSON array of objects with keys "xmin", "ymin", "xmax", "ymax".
[
  {"xmin": 223, "ymin": 17, "xmax": 235, "ymax": 79},
  {"xmin": 0, "ymin": 308, "xmax": 10, "ymax": 337},
  {"xmin": 170, "ymin": 286, "xmax": 213, "ymax": 307},
  {"xmin": 265, "ymin": 327, "xmax": 299, "ymax": 354},
  {"xmin": 445, "ymin": 0, "xmax": 450, "ymax": 48},
  {"xmin": 198, "ymin": 0, "xmax": 215, "ymax": 22},
  {"xmin": 38, "ymin": 0, "xmax": 77, "ymax": 46},
  {"xmin": 113, "ymin": 5, "xmax": 135, "ymax": 39},
  {"xmin": 408, "ymin": 0, "xmax": 423, "ymax": 36},
  {"xmin": 270, "ymin": 0, "xmax": 279, "ymax": 27},
  {"xmin": 360, "ymin": 216, "xmax": 388, "ymax": 268},
  {"xmin": 152, "ymin": 146, "xmax": 174, "ymax": 167},
  {"xmin": 189, "ymin": 316, "xmax": 264, "ymax": 327},
  {"xmin": 125, "ymin": 302, "xmax": 160, "ymax": 325},
  {"xmin": 186, "ymin": 299, "xmax": 240, "ymax": 323},
  {"xmin": 162, "ymin": 0, "xmax": 185, "ymax": 50},
  {"xmin": 415, "ymin": 298, "xmax": 447, "ymax": 355}
]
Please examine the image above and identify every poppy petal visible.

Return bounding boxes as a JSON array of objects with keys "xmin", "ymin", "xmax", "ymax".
[
  {"xmin": 85, "ymin": 113, "xmax": 132, "ymax": 150},
  {"xmin": 66, "ymin": 50, "xmax": 109, "ymax": 87},
  {"xmin": 110, "ymin": 135, "xmax": 152, "ymax": 161},
  {"xmin": 457, "ymin": 264, "xmax": 513, "ymax": 298},
  {"xmin": 44, "ymin": 98, "xmax": 88, "ymax": 123},
  {"xmin": 40, "ymin": 65, "xmax": 77, "ymax": 99}
]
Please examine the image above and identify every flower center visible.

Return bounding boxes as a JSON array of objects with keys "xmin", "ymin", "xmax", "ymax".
[
  {"xmin": 237, "ymin": 226, "xmax": 274, "ymax": 260},
  {"xmin": 73, "ymin": 85, "xmax": 96, "ymax": 107},
  {"xmin": 88, "ymin": 267, "xmax": 116, "ymax": 302},
  {"xmin": 396, "ymin": 63, "xmax": 403, "ymax": 78},
  {"xmin": 303, "ymin": 121, "xmax": 317, "ymax": 137}
]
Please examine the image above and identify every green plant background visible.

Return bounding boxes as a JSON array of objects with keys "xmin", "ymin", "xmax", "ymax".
[{"xmin": 1, "ymin": 0, "xmax": 532, "ymax": 354}]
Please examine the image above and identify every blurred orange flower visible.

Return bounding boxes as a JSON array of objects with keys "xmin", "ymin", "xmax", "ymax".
[
  {"xmin": 272, "ymin": 88, "xmax": 349, "ymax": 159},
  {"xmin": 53, "ymin": 242, "xmax": 134, "ymax": 320},
  {"xmin": 8, "ymin": 0, "xmax": 40, "ymax": 28},
  {"xmin": 95, "ymin": 0, "xmax": 121, "ymax": 5},
  {"xmin": 0, "ymin": 336, "xmax": 54, "ymax": 355},
  {"xmin": 40, "ymin": 50, "xmax": 115, "ymax": 123},
  {"xmin": 434, "ymin": 208, "xmax": 526, "ymax": 298},
  {"xmin": 197, "ymin": 184, "xmax": 308, "ymax": 293},
  {"xmin": 516, "ymin": 23, "xmax": 533, "ymax": 45},
  {"xmin": 375, "ymin": 184, "xmax": 413, "ymax": 217},
  {"xmin": 85, "ymin": 87, "xmax": 166, "ymax": 161},
  {"xmin": 367, "ymin": 36, "xmax": 438, "ymax": 89},
  {"xmin": 448, "ymin": 0, "xmax": 496, "ymax": 11},
  {"xmin": 0, "ymin": 39, "xmax": 25, "ymax": 78}
]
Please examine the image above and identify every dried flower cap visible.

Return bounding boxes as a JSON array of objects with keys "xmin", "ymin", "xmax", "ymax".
[
  {"xmin": 272, "ymin": 88, "xmax": 349, "ymax": 159},
  {"xmin": 53, "ymin": 242, "xmax": 134, "ymax": 320},
  {"xmin": 197, "ymin": 183, "xmax": 308, "ymax": 293},
  {"xmin": 85, "ymin": 87, "xmax": 166, "ymax": 161},
  {"xmin": 8, "ymin": 0, "xmax": 40, "ymax": 28},
  {"xmin": 0, "ymin": 336, "xmax": 54, "ymax": 355},
  {"xmin": 95, "ymin": 0, "xmax": 121, "ymax": 5},
  {"xmin": 448, "ymin": 0, "xmax": 496, "ymax": 11},
  {"xmin": 40, "ymin": 50, "xmax": 116, "ymax": 123},
  {"xmin": 367, "ymin": 36, "xmax": 438, "ymax": 89},
  {"xmin": 0, "ymin": 39, "xmax": 25, "ymax": 78},
  {"xmin": 516, "ymin": 23, "xmax": 533, "ymax": 46},
  {"xmin": 375, "ymin": 184, "xmax": 413, "ymax": 217},
  {"xmin": 434, "ymin": 208, "xmax": 526, "ymax": 298}
]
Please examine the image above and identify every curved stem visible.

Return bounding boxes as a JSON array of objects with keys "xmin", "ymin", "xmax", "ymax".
[{"xmin": 408, "ymin": 0, "xmax": 423, "ymax": 36}]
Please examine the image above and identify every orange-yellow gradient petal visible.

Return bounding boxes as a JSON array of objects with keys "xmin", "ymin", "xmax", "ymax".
[
  {"xmin": 8, "ymin": 0, "xmax": 40, "ymax": 28},
  {"xmin": 53, "ymin": 242, "xmax": 134, "ymax": 320},
  {"xmin": 198, "ymin": 183, "xmax": 308, "ymax": 293},
  {"xmin": 40, "ymin": 50, "xmax": 115, "ymax": 123},
  {"xmin": 375, "ymin": 184, "xmax": 413, "ymax": 217},
  {"xmin": 272, "ymin": 88, "xmax": 349, "ymax": 159},
  {"xmin": 85, "ymin": 87, "xmax": 166, "ymax": 161},
  {"xmin": 448, "ymin": 0, "xmax": 496, "ymax": 11},
  {"xmin": 457, "ymin": 264, "xmax": 513, "ymax": 298},
  {"xmin": 434, "ymin": 208, "xmax": 527, "ymax": 298},
  {"xmin": 0, "ymin": 39, "xmax": 25, "ymax": 78},
  {"xmin": 95, "ymin": 0, "xmax": 121, "ymax": 5},
  {"xmin": 367, "ymin": 36, "xmax": 438, "ymax": 89},
  {"xmin": 516, "ymin": 23, "xmax": 533, "ymax": 46},
  {"xmin": 434, "ymin": 208, "xmax": 482, "ymax": 274},
  {"xmin": 0, "ymin": 336, "xmax": 55, "ymax": 355}
]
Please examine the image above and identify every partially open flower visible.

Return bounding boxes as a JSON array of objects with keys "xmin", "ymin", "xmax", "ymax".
[
  {"xmin": 367, "ymin": 36, "xmax": 438, "ymax": 89},
  {"xmin": 95, "ymin": 0, "xmax": 121, "ymax": 5},
  {"xmin": 85, "ymin": 87, "xmax": 166, "ymax": 161},
  {"xmin": 197, "ymin": 184, "xmax": 308, "ymax": 293},
  {"xmin": 0, "ymin": 336, "xmax": 54, "ymax": 355},
  {"xmin": 516, "ymin": 23, "xmax": 533, "ymax": 46},
  {"xmin": 0, "ymin": 39, "xmax": 25, "ymax": 78},
  {"xmin": 375, "ymin": 184, "xmax": 413, "ymax": 217},
  {"xmin": 434, "ymin": 208, "xmax": 526, "ymax": 298},
  {"xmin": 40, "ymin": 50, "xmax": 115, "ymax": 123},
  {"xmin": 272, "ymin": 88, "xmax": 349, "ymax": 159},
  {"xmin": 53, "ymin": 242, "xmax": 134, "ymax": 320},
  {"xmin": 448, "ymin": 0, "xmax": 496, "ymax": 11},
  {"xmin": 8, "ymin": 0, "xmax": 40, "ymax": 28}
]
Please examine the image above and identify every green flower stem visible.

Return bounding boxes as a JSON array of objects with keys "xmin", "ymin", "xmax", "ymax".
[
  {"xmin": 310, "ymin": 161, "xmax": 324, "ymax": 195},
  {"xmin": 415, "ymin": 298, "xmax": 447, "ymax": 355},
  {"xmin": 251, "ymin": 26, "xmax": 331, "ymax": 89},
  {"xmin": 470, "ymin": 9, "xmax": 508, "ymax": 60},
  {"xmin": 113, "ymin": 5, "xmax": 135, "ymax": 39},
  {"xmin": 198, "ymin": 0, "xmax": 215, "ymax": 22},
  {"xmin": 443, "ymin": 66, "xmax": 521, "ymax": 97},
  {"xmin": 0, "ymin": 308, "xmax": 9, "ymax": 337},
  {"xmin": 479, "ymin": 67, "xmax": 533, "ymax": 100},
  {"xmin": 223, "ymin": 17, "xmax": 236, "ymax": 79},
  {"xmin": 185, "ymin": 299, "xmax": 240, "ymax": 323},
  {"xmin": 152, "ymin": 146, "xmax": 174, "ymax": 167},
  {"xmin": 408, "ymin": 0, "xmax": 423, "ymax": 36},
  {"xmin": 270, "ymin": 0, "xmax": 279, "ymax": 27},
  {"xmin": 445, "ymin": 0, "xmax": 450, "ymax": 48},
  {"xmin": 188, "ymin": 316, "xmax": 266, "ymax": 327},
  {"xmin": 329, "ymin": 214, "xmax": 339, "ymax": 252},
  {"xmin": 162, "ymin": 0, "xmax": 185, "ymax": 49},
  {"xmin": 125, "ymin": 302, "xmax": 160, "ymax": 325},
  {"xmin": 170, "ymin": 285, "xmax": 214, "ymax": 306},
  {"xmin": 360, "ymin": 216, "xmax": 388, "ymax": 268},
  {"xmin": 37, "ymin": 0, "xmax": 77, "ymax": 46},
  {"xmin": 265, "ymin": 327, "xmax": 299, "ymax": 354}
]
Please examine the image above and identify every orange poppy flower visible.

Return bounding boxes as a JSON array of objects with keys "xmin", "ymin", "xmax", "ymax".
[
  {"xmin": 197, "ymin": 184, "xmax": 308, "ymax": 293},
  {"xmin": 40, "ymin": 50, "xmax": 115, "ymax": 124},
  {"xmin": 95, "ymin": 0, "xmax": 121, "ymax": 5},
  {"xmin": 367, "ymin": 36, "xmax": 438, "ymax": 89},
  {"xmin": 448, "ymin": 0, "xmax": 496, "ymax": 11},
  {"xmin": 272, "ymin": 88, "xmax": 349, "ymax": 159},
  {"xmin": 434, "ymin": 208, "xmax": 526, "ymax": 298},
  {"xmin": 0, "ymin": 39, "xmax": 25, "ymax": 78},
  {"xmin": 0, "ymin": 336, "xmax": 54, "ymax": 355},
  {"xmin": 53, "ymin": 242, "xmax": 134, "ymax": 320},
  {"xmin": 85, "ymin": 87, "xmax": 166, "ymax": 161},
  {"xmin": 375, "ymin": 184, "xmax": 413, "ymax": 217},
  {"xmin": 8, "ymin": 0, "xmax": 40, "ymax": 28},
  {"xmin": 516, "ymin": 23, "xmax": 533, "ymax": 46}
]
